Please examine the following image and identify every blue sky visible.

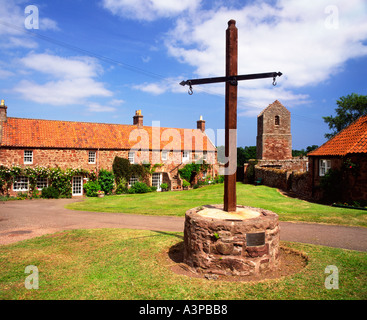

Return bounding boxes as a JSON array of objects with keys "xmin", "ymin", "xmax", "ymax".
[{"xmin": 0, "ymin": 0, "xmax": 367, "ymax": 149}]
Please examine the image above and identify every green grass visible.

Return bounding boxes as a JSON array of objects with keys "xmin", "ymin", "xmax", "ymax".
[
  {"xmin": 66, "ymin": 183, "xmax": 367, "ymax": 228},
  {"xmin": 0, "ymin": 229, "xmax": 366, "ymax": 300}
]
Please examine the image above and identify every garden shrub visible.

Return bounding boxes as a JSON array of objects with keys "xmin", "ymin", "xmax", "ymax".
[
  {"xmin": 41, "ymin": 186, "xmax": 60, "ymax": 199},
  {"xmin": 98, "ymin": 169, "xmax": 115, "ymax": 195},
  {"xmin": 160, "ymin": 183, "xmax": 168, "ymax": 191},
  {"xmin": 84, "ymin": 180, "xmax": 101, "ymax": 197},
  {"xmin": 112, "ymin": 156, "xmax": 148, "ymax": 185},
  {"xmin": 115, "ymin": 179, "xmax": 129, "ymax": 194},
  {"xmin": 129, "ymin": 182, "xmax": 151, "ymax": 194},
  {"xmin": 182, "ymin": 180, "xmax": 190, "ymax": 188}
]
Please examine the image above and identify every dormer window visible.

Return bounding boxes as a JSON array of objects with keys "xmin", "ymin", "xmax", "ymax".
[{"xmin": 275, "ymin": 115, "xmax": 280, "ymax": 126}]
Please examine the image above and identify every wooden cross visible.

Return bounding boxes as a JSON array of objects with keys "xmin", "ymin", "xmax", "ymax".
[{"xmin": 180, "ymin": 19, "xmax": 282, "ymax": 212}]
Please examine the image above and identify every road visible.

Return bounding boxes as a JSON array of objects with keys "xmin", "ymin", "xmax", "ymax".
[{"xmin": 0, "ymin": 198, "xmax": 366, "ymax": 252}]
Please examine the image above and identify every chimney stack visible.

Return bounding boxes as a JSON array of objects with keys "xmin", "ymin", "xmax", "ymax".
[
  {"xmin": 197, "ymin": 115, "xmax": 205, "ymax": 132},
  {"xmin": 0, "ymin": 99, "xmax": 7, "ymax": 122},
  {"xmin": 133, "ymin": 109, "xmax": 143, "ymax": 127}
]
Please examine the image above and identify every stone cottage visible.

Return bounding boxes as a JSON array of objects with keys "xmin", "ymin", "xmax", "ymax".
[
  {"xmin": 0, "ymin": 100, "xmax": 217, "ymax": 196},
  {"xmin": 308, "ymin": 114, "xmax": 367, "ymax": 201}
]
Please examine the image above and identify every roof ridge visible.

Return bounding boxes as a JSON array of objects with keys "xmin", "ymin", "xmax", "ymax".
[
  {"xmin": 6, "ymin": 116, "xmax": 200, "ymax": 131},
  {"xmin": 308, "ymin": 114, "xmax": 367, "ymax": 156}
]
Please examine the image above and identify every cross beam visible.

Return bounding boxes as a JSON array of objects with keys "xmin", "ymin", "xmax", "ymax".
[
  {"xmin": 179, "ymin": 19, "xmax": 282, "ymax": 212},
  {"xmin": 180, "ymin": 71, "xmax": 282, "ymax": 88}
]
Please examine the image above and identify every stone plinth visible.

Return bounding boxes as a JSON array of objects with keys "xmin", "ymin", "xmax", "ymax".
[{"xmin": 184, "ymin": 204, "xmax": 280, "ymax": 276}]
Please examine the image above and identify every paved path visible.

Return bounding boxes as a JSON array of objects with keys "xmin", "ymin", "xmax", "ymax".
[{"xmin": 0, "ymin": 199, "xmax": 366, "ymax": 252}]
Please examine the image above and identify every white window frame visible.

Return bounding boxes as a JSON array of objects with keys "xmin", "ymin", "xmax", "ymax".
[
  {"xmin": 13, "ymin": 176, "xmax": 29, "ymax": 192},
  {"xmin": 182, "ymin": 151, "xmax": 190, "ymax": 163},
  {"xmin": 24, "ymin": 150, "xmax": 33, "ymax": 164},
  {"xmin": 319, "ymin": 159, "xmax": 331, "ymax": 177},
  {"xmin": 88, "ymin": 151, "xmax": 96, "ymax": 164},
  {"xmin": 129, "ymin": 175, "xmax": 139, "ymax": 187},
  {"xmin": 36, "ymin": 177, "xmax": 48, "ymax": 190},
  {"xmin": 162, "ymin": 150, "xmax": 168, "ymax": 161},
  {"xmin": 203, "ymin": 151, "xmax": 207, "ymax": 161},
  {"xmin": 128, "ymin": 152, "xmax": 135, "ymax": 164}
]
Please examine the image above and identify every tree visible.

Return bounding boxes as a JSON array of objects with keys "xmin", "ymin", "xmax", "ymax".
[
  {"xmin": 237, "ymin": 146, "xmax": 256, "ymax": 166},
  {"xmin": 217, "ymin": 146, "xmax": 257, "ymax": 166},
  {"xmin": 323, "ymin": 93, "xmax": 367, "ymax": 139}
]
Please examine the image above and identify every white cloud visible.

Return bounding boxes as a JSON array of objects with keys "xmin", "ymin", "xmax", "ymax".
[
  {"xmin": 158, "ymin": 0, "xmax": 367, "ymax": 114},
  {"xmin": 132, "ymin": 77, "xmax": 188, "ymax": 95},
  {"xmin": 20, "ymin": 53, "xmax": 100, "ymax": 79},
  {"xmin": 87, "ymin": 102, "xmax": 117, "ymax": 113},
  {"xmin": 101, "ymin": 0, "xmax": 201, "ymax": 21},
  {"xmin": 14, "ymin": 53, "xmax": 112, "ymax": 105}
]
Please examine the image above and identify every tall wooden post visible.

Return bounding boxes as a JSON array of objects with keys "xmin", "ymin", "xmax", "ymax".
[{"xmin": 224, "ymin": 19, "xmax": 238, "ymax": 212}]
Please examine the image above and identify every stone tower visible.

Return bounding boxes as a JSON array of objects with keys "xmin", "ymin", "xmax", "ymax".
[{"xmin": 256, "ymin": 100, "xmax": 292, "ymax": 160}]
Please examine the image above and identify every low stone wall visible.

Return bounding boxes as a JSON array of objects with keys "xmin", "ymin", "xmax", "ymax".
[
  {"xmin": 254, "ymin": 166, "xmax": 311, "ymax": 198},
  {"xmin": 255, "ymin": 167, "xmax": 290, "ymax": 190},
  {"xmin": 289, "ymin": 171, "xmax": 311, "ymax": 198},
  {"xmin": 257, "ymin": 159, "xmax": 308, "ymax": 172},
  {"xmin": 184, "ymin": 205, "xmax": 280, "ymax": 276}
]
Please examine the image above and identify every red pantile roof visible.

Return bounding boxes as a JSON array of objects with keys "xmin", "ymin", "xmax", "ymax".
[
  {"xmin": 0, "ymin": 117, "xmax": 216, "ymax": 152},
  {"xmin": 308, "ymin": 115, "xmax": 367, "ymax": 156}
]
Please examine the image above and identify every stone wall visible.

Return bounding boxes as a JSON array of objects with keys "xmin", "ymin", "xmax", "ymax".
[
  {"xmin": 0, "ymin": 147, "xmax": 217, "ymax": 196},
  {"xmin": 184, "ymin": 205, "xmax": 280, "ymax": 276},
  {"xmin": 257, "ymin": 158, "xmax": 308, "ymax": 172},
  {"xmin": 254, "ymin": 165, "xmax": 312, "ymax": 198}
]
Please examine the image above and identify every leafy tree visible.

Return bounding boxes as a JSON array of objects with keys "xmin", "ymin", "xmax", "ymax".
[
  {"xmin": 237, "ymin": 146, "xmax": 257, "ymax": 166},
  {"xmin": 292, "ymin": 145, "xmax": 319, "ymax": 157},
  {"xmin": 217, "ymin": 145, "xmax": 257, "ymax": 165},
  {"xmin": 323, "ymin": 93, "xmax": 367, "ymax": 139}
]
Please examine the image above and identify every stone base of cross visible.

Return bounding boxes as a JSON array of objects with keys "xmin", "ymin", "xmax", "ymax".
[{"xmin": 180, "ymin": 20, "xmax": 282, "ymax": 212}]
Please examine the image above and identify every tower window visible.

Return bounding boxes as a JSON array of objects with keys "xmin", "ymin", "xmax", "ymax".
[{"xmin": 275, "ymin": 115, "xmax": 280, "ymax": 126}]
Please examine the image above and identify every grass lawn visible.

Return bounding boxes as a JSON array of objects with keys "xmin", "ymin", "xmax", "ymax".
[
  {"xmin": 66, "ymin": 183, "xmax": 367, "ymax": 228},
  {"xmin": 0, "ymin": 228, "xmax": 366, "ymax": 300}
]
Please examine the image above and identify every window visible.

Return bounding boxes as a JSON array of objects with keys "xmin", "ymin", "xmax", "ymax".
[
  {"xmin": 13, "ymin": 176, "xmax": 29, "ymax": 191},
  {"xmin": 162, "ymin": 150, "xmax": 168, "ymax": 161},
  {"xmin": 36, "ymin": 177, "xmax": 48, "ymax": 190},
  {"xmin": 275, "ymin": 115, "xmax": 280, "ymax": 126},
  {"xmin": 203, "ymin": 151, "xmax": 207, "ymax": 161},
  {"xmin": 129, "ymin": 175, "xmax": 138, "ymax": 187},
  {"xmin": 319, "ymin": 159, "xmax": 331, "ymax": 176},
  {"xmin": 182, "ymin": 151, "xmax": 190, "ymax": 163},
  {"xmin": 128, "ymin": 152, "xmax": 135, "ymax": 164},
  {"xmin": 88, "ymin": 151, "xmax": 96, "ymax": 164},
  {"xmin": 24, "ymin": 150, "xmax": 33, "ymax": 164}
]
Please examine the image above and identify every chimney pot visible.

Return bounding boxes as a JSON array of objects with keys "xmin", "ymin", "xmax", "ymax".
[
  {"xmin": 0, "ymin": 99, "xmax": 7, "ymax": 122},
  {"xmin": 197, "ymin": 116, "xmax": 205, "ymax": 132},
  {"xmin": 133, "ymin": 109, "xmax": 143, "ymax": 127}
]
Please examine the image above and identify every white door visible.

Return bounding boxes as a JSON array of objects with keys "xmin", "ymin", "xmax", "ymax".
[
  {"xmin": 152, "ymin": 173, "xmax": 162, "ymax": 191},
  {"xmin": 72, "ymin": 176, "xmax": 83, "ymax": 196}
]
